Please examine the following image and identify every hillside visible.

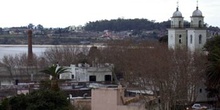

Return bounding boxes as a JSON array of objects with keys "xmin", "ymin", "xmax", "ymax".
[{"xmin": 0, "ymin": 18, "xmax": 219, "ymax": 44}]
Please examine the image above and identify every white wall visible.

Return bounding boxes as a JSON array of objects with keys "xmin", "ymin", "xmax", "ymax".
[
  {"xmin": 168, "ymin": 29, "xmax": 176, "ymax": 49},
  {"xmin": 59, "ymin": 64, "xmax": 76, "ymax": 80},
  {"xmin": 187, "ymin": 29, "xmax": 207, "ymax": 52},
  {"xmin": 59, "ymin": 64, "xmax": 113, "ymax": 82},
  {"xmin": 0, "ymin": 80, "xmax": 14, "ymax": 85},
  {"xmin": 168, "ymin": 29, "xmax": 187, "ymax": 49}
]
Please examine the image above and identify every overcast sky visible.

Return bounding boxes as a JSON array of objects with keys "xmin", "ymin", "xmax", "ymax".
[{"xmin": 0, "ymin": 0, "xmax": 219, "ymax": 28}]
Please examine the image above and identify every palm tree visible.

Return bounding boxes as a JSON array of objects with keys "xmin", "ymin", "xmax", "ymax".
[
  {"xmin": 205, "ymin": 36, "xmax": 220, "ymax": 103},
  {"xmin": 207, "ymin": 54, "xmax": 220, "ymax": 87},
  {"xmin": 40, "ymin": 65, "xmax": 69, "ymax": 91}
]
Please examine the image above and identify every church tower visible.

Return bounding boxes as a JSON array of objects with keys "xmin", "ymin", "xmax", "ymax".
[
  {"xmin": 168, "ymin": 2, "xmax": 187, "ymax": 49},
  {"xmin": 187, "ymin": 2, "xmax": 207, "ymax": 51}
]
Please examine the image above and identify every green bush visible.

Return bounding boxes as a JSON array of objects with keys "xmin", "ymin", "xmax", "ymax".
[{"xmin": 0, "ymin": 89, "xmax": 69, "ymax": 110}]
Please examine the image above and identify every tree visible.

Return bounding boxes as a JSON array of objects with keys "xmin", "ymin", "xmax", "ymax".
[
  {"xmin": 84, "ymin": 18, "xmax": 164, "ymax": 32},
  {"xmin": 204, "ymin": 35, "xmax": 220, "ymax": 102},
  {"xmin": 43, "ymin": 45, "xmax": 89, "ymax": 66},
  {"xmin": 36, "ymin": 24, "xmax": 44, "ymax": 30},
  {"xmin": 0, "ymin": 53, "xmax": 48, "ymax": 81},
  {"xmin": 159, "ymin": 35, "xmax": 168, "ymax": 43},
  {"xmin": 27, "ymin": 23, "xmax": 34, "ymax": 29},
  {"xmin": 87, "ymin": 46, "xmax": 102, "ymax": 66},
  {"xmin": 0, "ymin": 89, "xmax": 69, "ymax": 110},
  {"xmin": 36, "ymin": 24, "xmax": 44, "ymax": 34},
  {"xmin": 26, "ymin": 90, "xmax": 69, "ymax": 110},
  {"xmin": 101, "ymin": 40, "xmax": 206, "ymax": 110},
  {"xmin": 40, "ymin": 65, "xmax": 69, "ymax": 91}
]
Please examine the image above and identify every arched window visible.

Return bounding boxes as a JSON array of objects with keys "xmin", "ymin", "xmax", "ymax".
[
  {"xmin": 179, "ymin": 21, "xmax": 182, "ymax": 28},
  {"xmin": 186, "ymin": 36, "xmax": 188, "ymax": 44},
  {"xmin": 191, "ymin": 20, "xmax": 193, "ymax": 27},
  {"xmin": 179, "ymin": 35, "xmax": 182, "ymax": 44},
  {"xmin": 199, "ymin": 20, "xmax": 202, "ymax": 28},
  {"xmin": 199, "ymin": 35, "xmax": 202, "ymax": 44},
  {"xmin": 190, "ymin": 35, "xmax": 193, "ymax": 44},
  {"xmin": 171, "ymin": 21, "xmax": 173, "ymax": 27}
]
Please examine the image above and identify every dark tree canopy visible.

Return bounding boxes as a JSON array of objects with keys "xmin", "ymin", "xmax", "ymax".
[
  {"xmin": 204, "ymin": 35, "xmax": 220, "ymax": 102},
  {"xmin": 84, "ymin": 18, "xmax": 170, "ymax": 32},
  {"xmin": 0, "ymin": 90, "xmax": 69, "ymax": 110},
  {"xmin": 84, "ymin": 18, "xmax": 219, "ymax": 34},
  {"xmin": 159, "ymin": 35, "xmax": 168, "ymax": 43}
]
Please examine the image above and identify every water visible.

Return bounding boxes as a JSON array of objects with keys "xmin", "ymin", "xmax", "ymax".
[
  {"xmin": 0, "ymin": 44, "xmax": 103, "ymax": 60},
  {"xmin": 0, "ymin": 45, "xmax": 51, "ymax": 60},
  {"xmin": 0, "ymin": 44, "xmax": 105, "ymax": 60}
]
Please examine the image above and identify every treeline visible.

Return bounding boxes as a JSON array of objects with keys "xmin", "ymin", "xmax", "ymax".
[
  {"xmin": 84, "ymin": 18, "xmax": 220, "ymax": 33},
  {"xmin": 84, "ymin": 18, "xmax": 171, "ymax": 32}
]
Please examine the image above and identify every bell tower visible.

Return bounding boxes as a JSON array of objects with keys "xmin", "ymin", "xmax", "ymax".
[
  {"xmin": 168, "ymin": 1, "xmax": 187, "ymax": 49},
  {"xmin": 187, "ymin": 0, "xmax": 207, "ymax": 52}
]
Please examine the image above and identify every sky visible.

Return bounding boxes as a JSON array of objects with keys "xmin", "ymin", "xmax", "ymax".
[{"xmin": 0, "ymin": 0, "xmax": 219, "ymax": 28}]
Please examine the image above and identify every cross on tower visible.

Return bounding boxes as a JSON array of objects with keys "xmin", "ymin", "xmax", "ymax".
[
  {"xmin": 177, "ymin": 0, "xmax": 179, "ymax": 8},
  {"xmin": 197, "ymin": 0, "xmax": 198, "ymax": 7}
]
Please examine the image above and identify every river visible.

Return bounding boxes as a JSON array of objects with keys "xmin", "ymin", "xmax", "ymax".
[
  {"xmin": 0, "ymin": 45, "xmax": 52, "ymax": 60},
  {"xmin": 0, "ymin": 44, "xmax": 104, "ymax": 60}
]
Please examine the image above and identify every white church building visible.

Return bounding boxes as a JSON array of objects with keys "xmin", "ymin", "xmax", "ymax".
[{"xmin": 168, "ymin": 4, "xmax": 207, "ymax": 51}]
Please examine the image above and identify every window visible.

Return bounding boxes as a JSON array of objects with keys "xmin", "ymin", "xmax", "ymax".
[
  {"xmin": 105, "ymin": 75, "xmax": 112, "ymax": 82},
  {"xmin": 179, "ymin": 21, "xmax": 181, "ymax": 28},
  {"xmin": 179, "ymin": 35, "xmax": 182, "ymax": 44},
  {"xmin": 200, "ymin": 89, "xmax": 202, "ymax": 93},
  {"xmin": 199, "ymin": 35, "xmax": 202, "ymax": 44},
  {"xmin": 89, "ymin": 75, "xmax": 96, "ymax": 82},
  {"xmin": 190, "ymin": 35, "xmax": 193, "ymax": 44},
  {"xmin": 171, "ymin": 21, "xmax": 173, "ymax": 27},
  {"xmin": 199, "ymin": 20, "xmax": 202, "ymax": 28},
  {"xmin": 186, "ymin": 36, "xmax": 188, "ymax": 44}
]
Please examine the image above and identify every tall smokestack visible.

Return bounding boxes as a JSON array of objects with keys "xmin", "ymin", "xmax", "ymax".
[{"xmin": 27, "ymin": 30, "xmax": 33, "ymax": 65}]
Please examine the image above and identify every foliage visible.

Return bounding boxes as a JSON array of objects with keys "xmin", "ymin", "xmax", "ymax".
[
  {"xmin": 43, "ymin": 45, "xmax": 89, "ymax": 66},
  {"xmin": 204, "ymin": 35, "xmax": 220, "ymax": 101},
  {"xmin": 40, "ymin": 65, "xmax": 69, "ymax": 91},
  {"xmin": 27, "ymin": 23, "xmax": 34, "ymax": 29},
  {"xmin": 101, "ymin": 40, "xmax": 206, "ymax": 110},
  {"xmin": 84, "ymin": 18, "xmax": 201, "ymax": 32},
  {"xmin": 0, "ymin": 90, "xmax": 69, "ymax": 110},
  {"xmin": 0, "ymin": 53, "xmax": 48, "ymax": 81},
  {"xmin": 204, "ymin": 36, "xmax": 220, "ymax": 54},
  {"xmin": 41, "ymin": 65, "xmax": 69, "ymax": 80},
  {"xmin": 84, "ymin": 18, "xmax": 170, "ymax": 32},
  {"xmin": 39, "ymin": 80, "xmax": 51, "ymax": 90},
  {"xmin": 87, "ymin": 46, "xmax": 102, "ymax": 66},
  {"xmin": 158, "ymin": 35, "xmax": 168, "ymax": 43}
]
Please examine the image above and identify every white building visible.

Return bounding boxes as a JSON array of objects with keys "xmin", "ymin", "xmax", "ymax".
[
  {"xmin": 168, "ymin": 3, "xmax": 217, "ymax": 104},
  {"xmin": 59, "ymin": 64, "xmax": 113, "ymax": 82},
  {"xmin": 168, "ymin": 4, "xmax": 207, "ymax": 51}
]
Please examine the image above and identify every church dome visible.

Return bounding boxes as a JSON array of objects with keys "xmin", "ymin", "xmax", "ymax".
[
  {"xmin": 173, "ymin": 8, "xmax": 182, "ymax": 17},
  {"xmin": 192, "ymin": 7, "xmax": 203, "ymax": 16}
]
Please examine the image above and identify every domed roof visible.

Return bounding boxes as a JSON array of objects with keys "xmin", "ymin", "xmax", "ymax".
[
  {"xmin": 172, "ymin": 8, "xmax": 182, "ymax": 17},
  {"xmin": 192, "ymin": 7, "xmax": 203, "ymax": 16}
]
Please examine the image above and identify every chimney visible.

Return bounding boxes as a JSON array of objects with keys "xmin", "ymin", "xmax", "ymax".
[{"xmin": 27, "ymin": 30, "xmax": 33, "ymax": 65}]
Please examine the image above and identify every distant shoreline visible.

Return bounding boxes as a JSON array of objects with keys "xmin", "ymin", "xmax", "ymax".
[
  {"xmin": 0, "ymin": 45, "xmax": 54, "ymax": 48},
  {"xmin": 0, "ymin": 43, "xmax": 105, "ymax": 48}
]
